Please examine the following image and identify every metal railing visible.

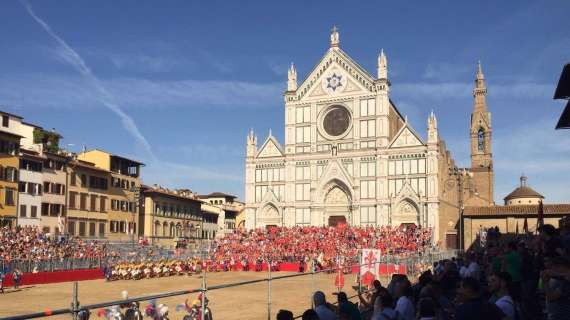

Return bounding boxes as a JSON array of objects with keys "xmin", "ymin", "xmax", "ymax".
[{"xmin": 0, "ymin": 250, "xmax": 457, "ymax": 320}]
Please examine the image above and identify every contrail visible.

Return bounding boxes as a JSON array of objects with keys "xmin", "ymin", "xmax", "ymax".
[{"xmin": 21, "ymin": 0, "xmax": 155, "ymax": 160}]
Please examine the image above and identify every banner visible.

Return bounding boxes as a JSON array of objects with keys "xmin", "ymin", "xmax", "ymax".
[{"xmin": 360, "ymin": 249, "xmax": 380, "ymax": 286}]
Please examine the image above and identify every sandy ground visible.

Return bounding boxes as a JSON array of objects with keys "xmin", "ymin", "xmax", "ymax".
[{"xmin": 0, "ymin": 271, "xmax": 385, "ymax": 320}]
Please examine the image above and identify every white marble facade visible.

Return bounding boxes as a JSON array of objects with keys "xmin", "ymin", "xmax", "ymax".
[{"xmin": 245, "ymin": 29, "xmax": 441, "ymax": 235}]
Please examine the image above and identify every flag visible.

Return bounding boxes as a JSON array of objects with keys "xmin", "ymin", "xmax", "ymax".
[
  {"xmin": 523, "ymin": 217, "xmax": 529, "ymax": 234},
  {"xmin": 537, "ymin": 200, "xmax": 544, "ymax": 233},
  {"xmin": 360, "ymin": 249, "xmax": 381, "ymax": 286}
]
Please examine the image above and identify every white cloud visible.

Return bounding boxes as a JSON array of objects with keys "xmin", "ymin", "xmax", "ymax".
[{"xmin": 0, "ymin": 74, "xmax": 282, "ymax": 110}]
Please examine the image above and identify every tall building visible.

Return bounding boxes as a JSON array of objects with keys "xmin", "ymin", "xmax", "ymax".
[
  {"xmin": 244, "ymin": 29, "xmax": 461, "ymax": 247},
  {"xmin": 463, "ymin": 63, "xmax": 494, "ymax": 207},
  {"xmin": 0, "ymin": 126, "xmax": 21, "ymax": 227},
  {"xmin": 77, "ymin": 149, "xmax": 143, "ymax": 241}
]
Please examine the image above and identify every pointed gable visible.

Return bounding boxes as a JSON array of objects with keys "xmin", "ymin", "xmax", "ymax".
[
  {"xmin": 256, "ymin": 135, "xmax": 284, "ymax": 158},
  {"xmin": 295, "ymin": 47, "xmax": 376, "ymax": 102},
  {"xmin": 389, "ymin": 122, "xmax": 425, "ymax": 148}
]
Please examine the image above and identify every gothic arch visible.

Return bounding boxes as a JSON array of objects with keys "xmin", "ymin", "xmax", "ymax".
[
  {"xmin": 257, "ymin": 202, "xmax": 282, "ymax": 226},
  {"xmin": 392, "ymin": 198, "xmax": 420, "ymax": 226},
  {"xmin": 318, "ymin": 178, "xmax": 353, "ymax": 204}
]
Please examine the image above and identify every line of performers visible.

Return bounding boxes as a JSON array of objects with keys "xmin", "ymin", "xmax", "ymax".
[{"xmin": 104, "ymin": 259, "xmax": 204, "ymax": 281}]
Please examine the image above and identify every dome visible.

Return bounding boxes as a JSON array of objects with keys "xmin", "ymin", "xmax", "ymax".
[{"xmin": 504, "ymin": 175, "xmax": 544, "ymax": 205}]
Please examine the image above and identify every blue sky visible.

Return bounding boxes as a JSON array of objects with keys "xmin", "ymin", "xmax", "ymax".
[{"xmin": 1, "ymin": 1, "xmax": 569, "ymax": 202}]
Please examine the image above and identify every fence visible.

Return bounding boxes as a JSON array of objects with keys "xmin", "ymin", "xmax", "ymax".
[{"xmin": 0, "ymin": 250, "xmax": 457, "ymax": 320}]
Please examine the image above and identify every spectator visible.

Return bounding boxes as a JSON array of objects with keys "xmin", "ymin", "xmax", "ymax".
[
  {"xmin": 313, "ymin": 291, "xmax": 337, "ymax": 320},
  {"xmin": 371, "ymin": 294, "xmax": 398, "ymax": 320},
  {"xmin": 336, "ymin": 292, "xmax": 361, "ymax": 320},
  {"xmin": 277, "ymin": 309, "xmax": 294, "ymax": 320},
  {"xmin": 455, "ymin": 277, "xmax": 504, "ymax": 320},
  {"xmin": 302, "ymin": 309, "xmax": 320, "ymax": 320},
  {"xmin": 541, "ymin": 256, "xmax": 570, "ymax": 320},
  {"xmin": 417, "ymin": 298, "xmax": 438, "ymax": 320},
  {"xmin": 394, "ymin": 278, "xmax": 415, "ymax": 320},
  {"xmin": 487, "ymin": 272, "xmax": 515, "ymax": 319}
]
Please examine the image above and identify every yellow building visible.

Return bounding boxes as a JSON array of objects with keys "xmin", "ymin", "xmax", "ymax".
[
  {"xmin": 77, "ymin": 149, "xmax": 143, "ymax": 242},
  {"xmin": 67, "ymin": 159, "xmax": 112, "ymax": 238},
  {"xmin": 141, "ymin": 185, "xmax": 202, "ymax": 247},
  {"xmin": 0, "ymin": 130, "xmax": 21, "ymax": 227}
]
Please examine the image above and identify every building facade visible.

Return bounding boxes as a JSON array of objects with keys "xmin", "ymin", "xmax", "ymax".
[
  {"xmin": 245, "ymin": 29, "xmax": 462, "ymax": 246},
  {"xmin": 66, "ymin": 159, "xmax": 111, "ymax": 238},
  {"xmin": 0, "ymin": 129, "xmax": 21, "ymax": 227},
  {"xmin": 77, "ymin": 149, "xmax": 143, "ymax": 242},
  {"xmin": 142, "ymin": 185, "xmax": 202, "ymax": 247},
  {"xmin": 18, "ymin": 149, "xmax": 43, "ymax": 227},
  {"xmin": 198, "ymin": 192, "xmax": 243, "ymax": 236}
]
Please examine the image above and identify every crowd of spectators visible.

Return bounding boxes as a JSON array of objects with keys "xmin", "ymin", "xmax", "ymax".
[
  {"xmin": 276, "ymin": 222, "xmax": 570, "ymax": 320},
  {"xmin": 0, "ymin": 226, "xmax": 107, "ymax": 262},
  {"xmin": 212, "ymin": 225, "xmax": 433, "ymax": 270}
]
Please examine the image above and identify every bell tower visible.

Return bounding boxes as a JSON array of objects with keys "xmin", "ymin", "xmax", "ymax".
[{"xmin": 468, "ymin": 62, "xmax": 494, "ymax": 205}]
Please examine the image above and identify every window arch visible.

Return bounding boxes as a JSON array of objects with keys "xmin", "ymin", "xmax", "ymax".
[{"xmin": 477, "ymin": 128, "xmax": 485, "ymax": 151}]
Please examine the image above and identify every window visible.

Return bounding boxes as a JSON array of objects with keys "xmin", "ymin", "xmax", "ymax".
[
  {"xmin": 4, "ymin": 167, "xmax": 17, "ymax": 182},
  {"xmin": 100, "ymin": 197, "xmax": 107, "ymax": 212},
  {"xmin": 80, "ymin": 193, "xmax": 87, "ymax": 210},
  {"xmin": 89, "ymin": 223, "xmax": 96, "ymax": 237},
  {"xmin": 360, "ymin": 162, "xmax": 376, "ymax": 177},
  {"xmin": 70, "ymin": 173, "xmax": 76, "ymax": 186},
  {"xmin": 295, "ymin": 166, "xmax": 311, "ymax": 180},
  {"xmin": 20, "ymin": 159, "xmax": 42, "ymax": 172},
  {"xmin": 90, "ymin": 195, "xmax": 97, "ymax": 212},
  {"xmin": 295, "ymin": 126, "xmax": 311, "ymax": 143},
  {"xmin": 295, "ymin": 183, "xmax": 310, "ymax": 201},
  {"xmin": 41, "ymin": 203, "xmax": 49, "ymax": 216},
  {"xmin": 80, "ymin": 174, "xmax": 86, "ymax": 187},
  {"xmin": 360, "ymin": 120, "xmax": 376, "ymax": 138},
  {"xmin": 50, "ymin": 204, "xmax": 61, "ymax": 217},
  {"xmin": 69, "ymin": 192, "xmax": 77, "ymax": 209},
  {"xmin": 360, "ymin": 206, "xmax": 376, "ymax": 225},
  {"xmin": 68, "ymin": 221, "xmax": 76, "ymax": 235},
  {"xmin": 2, "ymin": 115, "xmax": 8, "ymax": 127},
  {"xmin": 43, "ymin": 159, "xmax": 55, "ymax": 170},
  {"xmin": 119, "ymin": 221, "xmax": 126, "ymax": 233},
  {"xmin": 99, "ymin": 223, "xmax": 105, "ymax": 236},
  {"xmin": 20, "ymin": 205, "xmax": 27, "ymax": 217},
  {"xmin": 360, "ymin": 180, "xmax": 376, "ymax": 199},
  {"xmin": 19, "ymin": 181, "xmax": 26, "ymax": 193},
  {"xmin": 30, "ymin": 205, "xmax": 37, "ymax": 218},
  {"xmin": 296, "ymin": 106, "xmax": 310, "ymax": 123},
  {"xmin": 360, "ymin": 98, "xmax": 376, "ymax": 117},
  {"xmin": 295, "ymin": 208, "xmax": 311, "ymax": 225},
  {"xmin": 79, "ymin": 222, "xmax": 86, "ymax": 236},
  {"xmin": 0, "ymin": 140, "xmax": 18, "ymax": 155},
  {"xmin": 111, "ymin": 199, "xmax": 119, "ymax": 211},
  {"xmin": 478, "ymin": 129, "xmax": 485, "ymax": 151},
  {"xmin": 120, "ymin": 201, "xmax": 128, "ymax": 212},
  {"xmin": 5, "ymin": 188, "xmax": 15, "ymax": 206}
]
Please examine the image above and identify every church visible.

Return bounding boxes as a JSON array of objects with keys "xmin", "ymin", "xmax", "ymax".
[{"xmin": 244, "ymin": 28, "xmax": 495, "ymax": 248}]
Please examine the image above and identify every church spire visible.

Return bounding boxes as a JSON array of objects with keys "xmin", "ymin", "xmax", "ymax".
[
  {"xmin": 473, "ymin": 61, "xmax": 488, "ymax": 112},
  {"xmin": 378, "ymin": 49, "xmax": 388, "ymax": 80},
  {"xmin": 287, "ymin": 62, "xmax": 297, "ymax": 91},
  {"xmin": 330, "ymin": 25, "xmax": 339, "ymax": 47}
]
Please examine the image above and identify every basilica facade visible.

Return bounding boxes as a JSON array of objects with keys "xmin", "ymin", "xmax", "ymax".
[{"xmin": 244, "ymin": 29, "xmax": 492, "ymax": 247}]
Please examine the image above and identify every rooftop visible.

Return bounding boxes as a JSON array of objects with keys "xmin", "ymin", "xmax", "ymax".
[
  {"xmin": 198, "ymin": 192, "xmax": 237, "ymax": 199},
  {"xmin": 464, "ymin": 204, "xmax": 570, "ymax": 216},
  {"xmin": 504, "ymin": 175, "xmax": 544, "ymax": 200}
]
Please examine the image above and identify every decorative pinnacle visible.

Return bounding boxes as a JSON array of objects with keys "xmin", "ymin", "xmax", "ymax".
[{"xmin": 330, "ymin": 25, "xmax": 340, "ymax": 47}]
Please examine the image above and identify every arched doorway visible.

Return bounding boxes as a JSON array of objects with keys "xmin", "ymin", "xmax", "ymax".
[{"xmin": 324, "ymin": 185, "xmax": 351, "ymax": 226}]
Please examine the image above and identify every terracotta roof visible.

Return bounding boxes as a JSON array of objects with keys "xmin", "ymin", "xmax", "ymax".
[
  {"xmin": 504, "ymin": 186, "xmax": 544, "ymax": 200},
  {"xmin": 143, "ymin": 187, "xmax": 200, "ymax": 203},
  {"xmin": 198, "ymin": 192, "xmax": 237, "ymax": 199},
  {"xmin": 464, "ymin": 204, "xmax": 570, "ymax": 216}
]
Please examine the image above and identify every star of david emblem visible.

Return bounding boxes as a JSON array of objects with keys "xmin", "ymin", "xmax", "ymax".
[{"xmin": 326, "ymin": 73, "xmax": 343, "ymax": 91}]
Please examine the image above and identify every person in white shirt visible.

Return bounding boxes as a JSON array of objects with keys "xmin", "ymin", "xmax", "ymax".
[
  {"xmin": 394, "ymin": 278, "xmax": 415, "ymax": 320},
  {"xmin": 488, "ymin": 271, "xmax": 515, "ymax": 319}
]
